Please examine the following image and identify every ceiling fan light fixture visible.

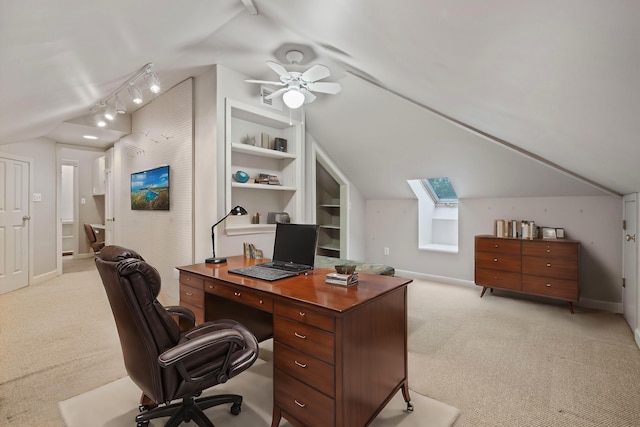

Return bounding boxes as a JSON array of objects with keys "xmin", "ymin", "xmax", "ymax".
[{"xmin": 283, "ymin": 88, "xmax": 305, "ymax": 109}]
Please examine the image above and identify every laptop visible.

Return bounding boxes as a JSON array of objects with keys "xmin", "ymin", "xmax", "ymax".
[{"xmin": 229, "ymin": 223, "xmax": 320, "ymax": 281}]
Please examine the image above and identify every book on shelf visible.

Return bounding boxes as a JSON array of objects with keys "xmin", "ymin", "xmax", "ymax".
[
  {"xmin": 494, "ymin": 219, "xmax": 538, "ymax": 239},
  {"xmin": 254, "ymin": 173, "xmax": 280, "ymax": 185}
]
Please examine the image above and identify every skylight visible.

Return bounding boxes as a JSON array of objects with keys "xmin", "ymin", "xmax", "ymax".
[{"xmin": 422, "ymin": 177, "xmax": 458, "ymax": 205}]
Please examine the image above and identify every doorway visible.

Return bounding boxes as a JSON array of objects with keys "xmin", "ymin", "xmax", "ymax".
[
  {"xmin": 0, "ymin": 153, "xmax": 31, "ymax": 294},
  {"xmin": 622, "ymin": 193, "xmax": 638, "ymax": 339}
]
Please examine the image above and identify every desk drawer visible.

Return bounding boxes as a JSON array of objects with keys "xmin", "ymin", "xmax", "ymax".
[
  {"xmin": 179, "ymin": 301, "xmax": 204, "ymax": 326},
  {"xmin": 522, "ymin": 241, "xmax": 578, "ymax": 260},
  {"xmin": 206, "ymin": 281, "xmax": 273, "ymax": 313},
  {"xmin": 522, "ymin": 275, "xmax": 579, "ymax": 300},
  {"xmin": 274, "ymin": 317, "xmax": 334, "ymax": 364},
  {"xmin": 522, "ymin": 256, "xmax": 577, "ymax": 280},
  {"xmin": 475, "ymin": 252, "xmax": 521, "ymax": 272},
  {"xmin": 179, "ymin": 272, "xmax": 204, "ymax": 289},
  {"xmin": 475, "ymin": 237, "xmax": 521, "ymax": 254},
  {"xmin": 275, "ymin": 369, "xmax": 334, "ymax": 427},
  {"xmin": 475, "ymin": 268, "xmax": 521, "ymax": 291},
  {"xmin": 180, "ymin": 283, "xmax": 203, "ymax": 308},
  {"xmin": 274, "ymin": 342, "xmax": 334, "ymax": 397},
  {"xmin": 274, "ymin": 301, "xmax": 334, "ymax": 332}
]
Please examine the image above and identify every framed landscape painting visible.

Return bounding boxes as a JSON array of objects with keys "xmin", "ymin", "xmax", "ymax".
[{"xmin": 130, "ymin": 165, "xmax": 170, "ymax": 210}]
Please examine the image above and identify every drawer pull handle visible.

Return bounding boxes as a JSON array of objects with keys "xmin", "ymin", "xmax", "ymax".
[
  {"xmin": 259, "ymin": 299, "xmax": 263, "ymax": 304},
  {"xmin": 493, "ymin": 258, "xmax": 498, "ymax": 262},
  {"xmin": 294, "ymin": 360, "xmax": 307, "ymax": 368},
  {"xmin": 294, "ymin": 400, "xmax": 306, "ymax": 408},
  {"xmin": 185, "ymin": 292, "xmax": 193, "ymax": 296},
  {"xmin": 546, "ymin": 249, "xmax": 551, "ymax": 253},
  {"xmin": 546, "ymin": 283, "xmax": 552, "ymax": 287},
  {"xmin": 494, "ymin": 244, "xmax": 498, "ymax": 248},
  {"xmin": 208, "ymin": 285, "xmax": 214, "ymax": 290},
  {"xmin": 546, "ymin": 263, "xmax": 552, "ymax": 267},
  {"xmin": 294, "ymin": 332, "xmax": 307, "ymax": 339},
  {"xmin": 234, "ymin": 292, "xmax": 242, "ymax": 297},
  {"xmin": 299, "ymin": 311, "xmax": 306, "ymax": 317}
]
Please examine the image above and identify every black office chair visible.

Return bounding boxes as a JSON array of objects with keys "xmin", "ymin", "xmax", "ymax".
[
  {"xmin": 95, "ymin": 245, "xmax": 259, "ymax": 427},
  {"xmin": 84, "ymin": 223, "xmax": 105, "ymax": 253}
]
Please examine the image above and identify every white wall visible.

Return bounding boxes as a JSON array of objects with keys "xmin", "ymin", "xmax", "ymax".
[
  {"xmin": 366, "ymin": 195, "xmax": 622, "ymax": 308},
  {"xmin": 113, "ymin": 79, "xmax": 194, "ymax": 301}
]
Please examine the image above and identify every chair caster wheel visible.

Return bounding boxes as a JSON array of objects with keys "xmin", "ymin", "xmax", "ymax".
[
  {"xmin": 407, "ymin": 401, "xmax": 414, "ymax": 412},
  {"xmin": 136, "ymin": 422, "xmax": 150, "ymax": 427},
  {"xmin": 231, "ymin": 401, "xmax": 242, "ymax": 415}
]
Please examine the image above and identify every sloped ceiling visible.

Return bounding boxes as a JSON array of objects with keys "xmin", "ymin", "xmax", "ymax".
[{"xmin": 1, "ymin": 0, "xmax": 637, "ymax": 198}]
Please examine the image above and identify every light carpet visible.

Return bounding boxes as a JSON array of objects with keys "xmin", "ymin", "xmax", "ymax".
[{"xmin": 59, "ymin": 358, "xmax": 460, "ymax": 427}]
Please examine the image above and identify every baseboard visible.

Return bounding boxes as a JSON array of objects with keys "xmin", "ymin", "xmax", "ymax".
[
  {"xmin": 635, "ymin": 328, "xmax": 640, "ymax": 349},
  {"xmin": 395, "ymin": 269, "xmax": 475, "ymax": 288},
  {"xmin": 396, "ymin": 269, "xmax": 622, "ymax": 314},
  {"xmin": 576, "ymin": 297, "xmax": 623, "ymax": 313},
  {"xmin": 32, "ymin": 270, "xmax": 57, "ymax": 285}
]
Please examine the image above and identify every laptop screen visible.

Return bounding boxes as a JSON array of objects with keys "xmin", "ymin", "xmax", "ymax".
[{"xmin": 272, "ymin": 223, "xmax": 319, "ymax": 268}]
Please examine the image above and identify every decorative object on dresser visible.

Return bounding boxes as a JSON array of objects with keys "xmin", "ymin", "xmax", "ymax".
[{"xmin": 474, "ymin": 235, "xmax": 580, "ymax": 313}]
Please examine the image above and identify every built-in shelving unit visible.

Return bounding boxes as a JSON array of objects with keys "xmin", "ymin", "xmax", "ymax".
[
  {"xmin": 224, "ymin": 99, "xmax": 303, "ymax": 235},
  {"xmin": 315, "ymin": 159, "xmax": 343, "ymax": 257}
]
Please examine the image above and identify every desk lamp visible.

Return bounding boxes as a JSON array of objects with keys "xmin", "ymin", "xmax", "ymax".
[{"xmin": 205, "ymin": 205, "xmax": 248, "ymax": 264}]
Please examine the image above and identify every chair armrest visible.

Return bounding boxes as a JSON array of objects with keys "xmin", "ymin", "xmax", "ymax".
[
  {"xmin": 165, "ymin": 305, "xmax": 196, "ymax": 330},
  {"xmin": 158, "ymin": 329, "xmax": 245, "ymax": 383}
]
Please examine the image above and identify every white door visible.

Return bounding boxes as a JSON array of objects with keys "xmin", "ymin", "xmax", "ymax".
[
  {"xmin": 623, "ymin": 193, "xmax": 638, "ymax": 332},
  {"xmin": 0, "ymin": 155, "xmax": 30, "ymax": 294}
]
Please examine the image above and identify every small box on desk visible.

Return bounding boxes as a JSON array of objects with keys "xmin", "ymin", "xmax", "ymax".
[{"xmin": 326, "ymin": 272, "xmax": 358, "ymax": 286}]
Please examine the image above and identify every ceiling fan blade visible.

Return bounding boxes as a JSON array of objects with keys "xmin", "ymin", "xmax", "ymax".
[
  {"xmin": 266, "ymin": 61, "xmax": 291, "ymax": 79},
  {"xmin": 301, "ymin": 64, "xmax": 330, "ymax": 82},
  {"xmin": 301, "ymin": 89, "xmax": 316, "ymax": 104},
  {"xmin": 245, "ymin": 79, "xmax": 286, "ymax": 86},
  {"xmin": 264, "ymin": 87, "xmax": 289, "ymax": 100},
  {"xmin": 307, "ymin": 81, "xmax": 343, "ymax": 94}
]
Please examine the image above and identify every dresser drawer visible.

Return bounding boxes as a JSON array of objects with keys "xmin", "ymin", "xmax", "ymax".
[
  {"xmin": 205, "ymin": 281, "xmax": 273, "ymax": 313},
  {"xmin": 522, "ymin": 256, "xmax": 578, "ymax": 280},
  {"xmin": 475, "ymin": 268, "xmax": 521, "ymax": 291},
  {"xmin": 522, "ymin": 241, "xmax": 578, "ymax": 260},
  {"xmin": 522, "ymin": 275, "xmax": 579, "ymax": 300},
  {"xmin": 274, "ymin": 342, "xmax": 334, "ymax": 397},
  {"xmin": 274, "ymin": 301, "xmax": 334, "ymax": 332},
  {"xmin": 475, "ymin": 252, "xmax": 521, "ymax": 272},
  {"xmin": 475, "ymin": 237, "xmax": 521, "ymax": 254},
  {"xmin": 275, "ymin": 370, "xmax": 335, "ymax": 427},
  {"xmin": 179, "ymin": 272, "xmax": 204, "ymax": 289},
  {"xmin": 274, "ymin": 317, "xmax": 334, "ymax": 364},
  {"xmin": 179, "ymin": 283, "xmax": 203, "ymax": 308}
]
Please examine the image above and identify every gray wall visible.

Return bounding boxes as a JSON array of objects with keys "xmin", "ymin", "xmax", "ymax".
[{"xmin": 365, "ymin": 195, "xmax": 622, "ymax": 309}]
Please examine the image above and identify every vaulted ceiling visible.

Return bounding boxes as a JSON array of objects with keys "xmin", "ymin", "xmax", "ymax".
[{"xmin": 1, "ymin": 0, "xmax": 638, "ymax": 199}]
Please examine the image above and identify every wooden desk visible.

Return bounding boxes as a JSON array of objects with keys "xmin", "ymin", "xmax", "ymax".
[{"xmin": 177, "ymin": 256, "xmax": 413, "ymax": 427}]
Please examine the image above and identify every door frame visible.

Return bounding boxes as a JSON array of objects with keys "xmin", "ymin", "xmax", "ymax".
[
  {"xmin": 0, "ymin": 151, "xmax": 33, "ymax": 290},
  {"xmin": 623, "ymin": 193, "xmax": 639, "ymax": 348}
]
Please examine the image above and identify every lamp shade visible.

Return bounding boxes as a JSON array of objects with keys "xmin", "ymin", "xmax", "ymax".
[{"xmin": 282, "ymin": 88, "xmax": 305, "ymax": 109}]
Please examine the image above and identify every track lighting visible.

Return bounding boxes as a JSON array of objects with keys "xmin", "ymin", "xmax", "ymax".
[
  {"xmin": 91, "ymin": 62, "xmax": 161, "ymax": 126},
  {"xmin": 104, "ymin": 102, "xmax": 117, "ymax": 121},
  {"xmin": 144, "ymin": 70, "xmax": 161, "ymax": 94},
  {"xmin": 128, "ymin": 83, "xmax": 143, "ymax": 105}
]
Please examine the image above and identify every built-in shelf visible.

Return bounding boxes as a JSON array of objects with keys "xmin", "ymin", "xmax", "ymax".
[
  {"xmin": 320, "ymin": 225, "xmax": 340, "ymax": 230},
  {"xmin": 224, "ymin": 98, "xmax": 303, "ymax": 235}
]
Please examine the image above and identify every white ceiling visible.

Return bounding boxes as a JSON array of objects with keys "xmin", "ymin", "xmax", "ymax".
[{"xmin": 1, "ymin": 0, "xmax": 638, "ymax": 199}]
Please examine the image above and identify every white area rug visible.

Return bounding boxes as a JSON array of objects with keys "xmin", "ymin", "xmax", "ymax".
[{"xmin": 59, "ymin": 359, "xmax": 459, "ymax": 427}]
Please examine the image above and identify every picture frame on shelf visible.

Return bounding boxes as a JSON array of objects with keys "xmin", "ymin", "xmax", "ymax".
[
  {"xmin": 542, "ymin": 227, "xmax": 557, "ymax": 239},
  {"xmin": 555, "ymin": 228, "xmax": 565, "ymax": 239}
]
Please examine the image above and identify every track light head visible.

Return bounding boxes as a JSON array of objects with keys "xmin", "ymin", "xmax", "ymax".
[
  {"xmin": 128, "ymin": 83, "xmax": 143, "ymax": 104},
  {"xmin": 104, "ymin": 102, "xmax": 117, "ymax": 121},
  {"xmin": 145, "ymin": 70, "xmax": 161, "ymax": 94},
  {"xmin": 115, "ymin": 95, "xmax": 126, "ymax": 114}
]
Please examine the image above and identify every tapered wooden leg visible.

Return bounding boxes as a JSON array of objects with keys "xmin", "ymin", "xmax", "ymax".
[
  {"xmin": 271, "ymin": 405, "xmax": 282, "ymax": 427},
  {"xmin": 480, "ymin": 286, "xmax": 488, "ymax": 298},
  {"xmin": 401, "ymin": 382, "xmax": 413, "ymax": 412},
  {"xmin": 567, "ymin": 301, "xmax": 574, "ymax": 314}
]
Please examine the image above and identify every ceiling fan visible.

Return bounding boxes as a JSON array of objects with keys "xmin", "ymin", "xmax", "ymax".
[{"xmin": 245, "ymin": 50, "xmax": 342, "ymax": 109}]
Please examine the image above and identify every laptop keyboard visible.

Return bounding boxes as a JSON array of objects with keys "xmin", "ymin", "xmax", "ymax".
[{"xmin": 228, "ymin": 265, "xmax": 298, "ymax": 282}]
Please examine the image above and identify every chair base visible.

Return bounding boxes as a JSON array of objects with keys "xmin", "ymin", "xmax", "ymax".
[{"xmin": 135, "ymin": 394, "xmax": 243, "ymax": 427}]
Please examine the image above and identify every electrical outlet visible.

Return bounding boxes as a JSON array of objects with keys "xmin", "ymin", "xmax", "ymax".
[
  {"xmin": 384, "ymin": 247, "xmax": 390, "ymax": 256},
  {"xmin": 32, "ymin": 193, "xmax": 42, "ymax": 202}
]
